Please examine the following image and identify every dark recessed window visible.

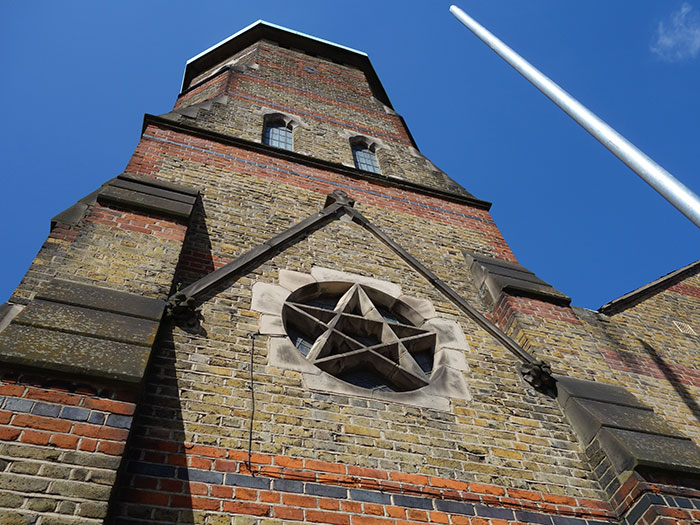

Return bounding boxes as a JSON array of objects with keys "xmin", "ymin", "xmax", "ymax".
[
  {"xmin": 263, "ymin": 122, "xmax": 293, "ymax": 151},
  {"xmin": 352, "ymin": 143, "xmax": 380, "ymax": 174},
  {"xmin": 282, "ymin": 282, "xmax": 434, "ymax": 392}
]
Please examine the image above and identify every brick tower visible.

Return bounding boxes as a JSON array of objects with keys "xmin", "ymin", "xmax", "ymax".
[{"xmin": 1, "ymin": 20, "xmax": 700, "ymax": 524}]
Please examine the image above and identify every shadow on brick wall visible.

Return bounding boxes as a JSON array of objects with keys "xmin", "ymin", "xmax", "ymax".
[
  {"xmin": 171, "ymin": 197, "xmax": 216, "ymax": 290},
  {"xmin": 107, "ymin": 327, "xmax": 196, "ymax": 524},
  {"xmin": 639, "ymin": 339, "xmax": 700, "ymax": 425}
]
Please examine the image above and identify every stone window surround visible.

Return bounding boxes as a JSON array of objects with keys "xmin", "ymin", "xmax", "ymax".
[
  {"xmin": 262, "ymin": 112, "xmax": 300, "ymax": 149},
  {"xmin": 256, "ymin": 108, "xmax": 309, "ymax": 147},
  {"xmin": 349, "ymin": 135, "xmax": 384, "ymax": 172},
  {"xmin": 251, "ymin": 266, "xmax": 471, "ymax": 411}
]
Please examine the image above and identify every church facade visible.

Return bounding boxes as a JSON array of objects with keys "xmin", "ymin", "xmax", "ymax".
[{"xmin": 0, "ymin": 21, "xmax": 699, "ymax": 524}]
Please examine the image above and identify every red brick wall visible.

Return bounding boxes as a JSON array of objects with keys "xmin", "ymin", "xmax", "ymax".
[
  {"xmin": 116, "ymin": 443, "xmax": 617, "ymax": 524},
  {"xmin": 0, "ymin": 372, "xmax": 137, "ymax": 522},
  {"xmin": 490, "ymin": 294, "xmax": 581, "ymax": 330},
  {"xmin": 669, "ymin": 281, "xmax": 700, "ymax": 299},
  {"xmin": 86, "ymin": 203, "xmax": 187, "ymax": 242}
]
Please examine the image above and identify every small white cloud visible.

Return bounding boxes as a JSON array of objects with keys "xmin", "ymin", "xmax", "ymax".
[{"xmin": 651, "ymin": 2, "xmax": 700, "ymax": 62}]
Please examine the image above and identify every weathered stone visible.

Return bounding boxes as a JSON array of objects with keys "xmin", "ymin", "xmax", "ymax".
[
  {"xmin": 0, "ymin": 325, "xmax": 150, "ymax": 384},
  {"xmin": 99, "ymin": 186, "xmax": 193, "ymax": 220},
  {"xmin": 250, "ymin": 282, "xmax": 290, "ymax": 316},
  {"xmin": 311, "ymin": 266, "xmax": 401, "ymax": 297},
  {"xmin": 278, "ymin": 269, "xmax": 316, "ymax": 291},
  {"xmin": 259, "ymin": 314, "xmax": 286, "ymax": 336},
  {"xmin": 397, "ymin": 294, "xmax": 436, "ymax": 321},
  {"xmin": 597, "ymin": 427, "xmax": 700, "ymax": 475},
  {"xmin": 564, "ymin": 397, "xmax": 684, "ymax": 445},
  {"xmin": 554, "ymin": 375, "xmax": 645, "ymax": 409},
  {"xmin": 36, "ymin": 279, "xmax": 165, "ymax": 321},
  {"xmin": 16, "ymin": 300, "xmax": 159, "ymax": 347},
  {"xmin": 424, "ymin": 318, "xmax": 469, "ymax": 351}
]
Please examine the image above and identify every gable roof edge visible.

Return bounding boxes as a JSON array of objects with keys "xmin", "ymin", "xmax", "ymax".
[{"xmin": 599, "ymin": 259, "xmax": 700, "ymax": 315}]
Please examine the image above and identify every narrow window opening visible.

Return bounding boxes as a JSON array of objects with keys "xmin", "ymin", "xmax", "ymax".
[
  {"xmin": 263, "ymin": 119, "xmax": 293, "ymax": 151},
  {"xmin": 351, "ymin": 139, "xmax": 381, "ymax": 174}
]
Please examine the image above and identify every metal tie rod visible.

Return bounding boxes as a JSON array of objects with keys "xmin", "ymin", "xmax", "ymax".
[{"xmin": 449, "ymin": 5, "xmax": 700, "ymax": 229}]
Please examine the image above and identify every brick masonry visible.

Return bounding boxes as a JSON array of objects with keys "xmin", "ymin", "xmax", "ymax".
[
  {"xmin": 1, "ymin": 22, "xmax": 699, "ymax": 525},
  {"xmin": 0, "ymin": 372, "xmax": 136, "ymax": 523},
  {"xmin": 118, "ymin": 444, "xmax": 619, "ymax": 524}
]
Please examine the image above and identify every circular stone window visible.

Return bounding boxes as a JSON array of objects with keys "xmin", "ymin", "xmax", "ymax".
[
  {"xmin": 282, "ymin": 281, "xmax": 435, "ymax": 393},
  {"xmin": 251, "ymin": 267, "xmax": 471, "ymax": 409}
]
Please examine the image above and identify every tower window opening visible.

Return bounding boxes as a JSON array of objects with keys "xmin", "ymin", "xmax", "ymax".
[
  {"xmin": 263, "ymin": 120, "xmax": 293, "ymax": 151},
  {"xmin": 351, "ymin": 141, "xmax": 381, "ymax": 174}
]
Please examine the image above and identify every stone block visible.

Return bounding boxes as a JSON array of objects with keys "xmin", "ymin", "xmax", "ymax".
[
  {"xmin": 433, "ymin": 348, "xmax": 468, "ymax": 371},
  {"xmin": 16, "ymin": 300, "xmax": 159, "ymax": 347},
  {"xmin": 259, "ymin": 314, "xmax": 286, "ymax": 336},
  {"xmin": 424, "ymin": 366, "xmax": 471, "ymax": 401},
  {"xmin": 311, "ymin": 266, "xmax": 401, "ymax": 297},
  {"xmin": 397, "ymin": 294, "xmax": 436, "ymax": 321},
  {"xmin": 110, "ymin": 178, "xmax": 196, "ymax": 205},
  {"xmin": 564, "ymin": 398, "xmax": 683, "ymax": 445},
  {"xmin": 424, "ymin": 318, "xmax": 468, "ymax": 351},
  {"xmin": 98, "ymin": 186, "xmax": 193, "ymax": 220},
  {"xmin": 0, "ymin": 325, "xmax": 151, "ymax": 385},
  {"xmin": 464, "ymin": 251, "xmax": 570, "ymax": 306},
  {"xmin": 278, "ymin": 269, "xmax": 316, "ymax": 291},
  {"xmin": 596, "ymin": 427, "xmax": 700, "ymax": 475},
  {"xmin": 268, "ymin": 337, "xmax": 319, "ymax": 374},
  {"xmin": 37, "ymin": 279, "xmax": 165, "ymax": 321},
  {"xmin": 0, "ymin": 302, "xmax": 24, "ymax": 334},
  {"xmin": 373, "ymin": 387, "xmax": 451, "ymax": 411},
  {"xmin": 51, "ymin": 201, "xmax": 90, "ymax": 227},
  {"xmin": 117, "ymin": 172, "xmax": 199, "ymax": 196},
  {"xmin": 250, "ymin": 282, "xmax": 289, "ymax": 316},
  {"xmin": 554, "ymin": 374, "xmax": 645, "ymax": 409}
]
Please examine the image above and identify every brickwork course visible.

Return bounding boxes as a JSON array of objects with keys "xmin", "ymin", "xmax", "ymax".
[{"xmin": 0, "ymin": 20, "xmax": 699, "ymax": 525}]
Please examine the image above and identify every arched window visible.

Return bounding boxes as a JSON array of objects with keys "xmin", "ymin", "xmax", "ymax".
[
  {"xmin": 263, "ymin": 116, "xmax": 293, "ymax": 151},
  {"xmin": 351, "ymin": 138, "xmax": 381, "ymax": 174}
]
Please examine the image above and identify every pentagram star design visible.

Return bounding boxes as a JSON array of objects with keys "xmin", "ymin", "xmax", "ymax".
[{"xmin": 282, "ymin": 283, "xmax": 436, "ymax": 392}]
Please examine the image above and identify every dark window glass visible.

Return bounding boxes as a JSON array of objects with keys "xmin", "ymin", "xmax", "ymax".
[
  {"xmin": 377, "ymin": 306, "xmax": 400, "ymax": 324},
  {"xmin": 337, "ymin": 368, "xmax": 397, "ymax": 392},
  {"xmin": 412, "ymin": 350, "xmax": 434, "ymax": 374},
  {"xmin": 307, "ymin": 297, "xmax": 338, "ymax": 310},
  {"xmin": 287, "ymin": 327, "xmax": 313, "ymax": 356},
  {"xmin": 264, "ymin": 122, "xmax": 293, "ymax": 150}
]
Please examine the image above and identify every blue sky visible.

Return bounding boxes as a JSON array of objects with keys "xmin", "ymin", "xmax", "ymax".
[{"xmin": 1, "ymin": 1, "xmax": 698, "ymax": 310}]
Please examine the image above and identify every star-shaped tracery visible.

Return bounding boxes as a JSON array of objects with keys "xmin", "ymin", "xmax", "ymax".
[{"xmin": 282, "ymin": 282, "xmax": 436, "ymax": 392}]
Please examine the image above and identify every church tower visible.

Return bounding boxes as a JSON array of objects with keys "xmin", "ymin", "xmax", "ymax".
[{"xmin": 1, "ymin": 21, "xmax": 700, "ymax": 524}]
